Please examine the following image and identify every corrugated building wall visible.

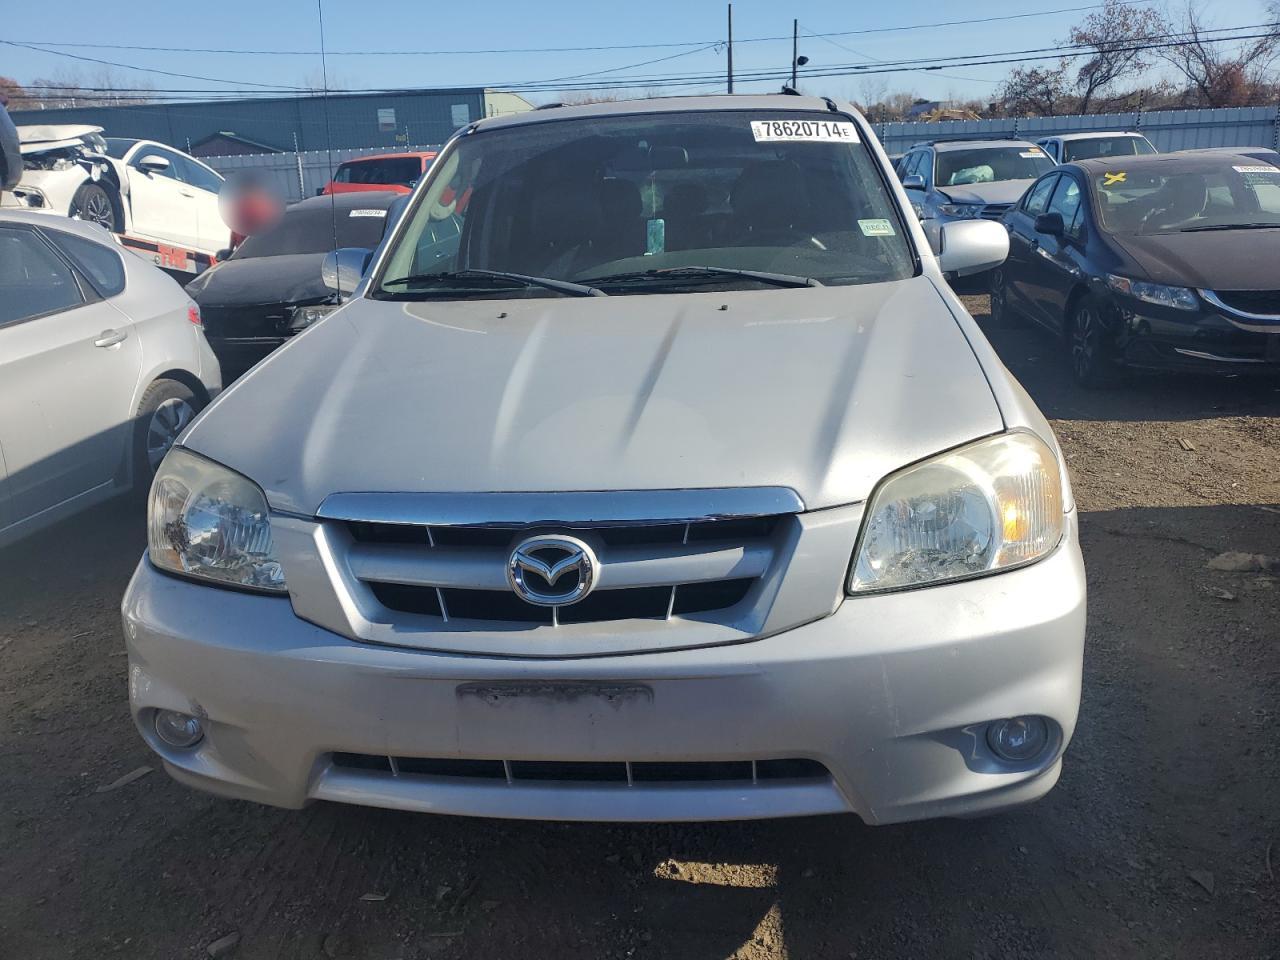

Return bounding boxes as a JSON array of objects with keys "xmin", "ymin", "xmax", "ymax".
[{"xmin": 9, "ymin": 89, "xmax": 531, "ymax": 155}]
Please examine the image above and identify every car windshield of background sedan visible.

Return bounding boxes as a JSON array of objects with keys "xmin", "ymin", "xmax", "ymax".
[
  {"xmin": 230, "ymin": 200, "xmax": 392, "ymax": 258},
  {"xmin": 936, "ymin": 147, "xmax": 1055, "ymax": 186},
  {"xmin": 1094, "ymin": 162, "xmax": 1280, "ymax": 234},
  {"xmin": 375, "ymin": 110, "xmax": 916, "ymax": 298},
  {"xmin": 1061, "ymin": 136, "xmax": 1156, "ymax": 163}
]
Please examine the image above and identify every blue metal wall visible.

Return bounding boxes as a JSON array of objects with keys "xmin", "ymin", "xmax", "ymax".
[
  {"xmin": 8, "ymin": 90, "xmax": 491, "ymax": 154},
  {"xmin": 876, "ymin": 106, "xmax": 1280, "ymax": 155}
]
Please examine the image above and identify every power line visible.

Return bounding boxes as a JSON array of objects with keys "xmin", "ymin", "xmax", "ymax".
[
  {"xmin": 12, "ymin": 23, "xmax": 1276, "ymax": 103},
  {"xmin": 3, "ymin": 2, "xmax": 1153, "ymax": 58},
  {"xmin": 0, "ymin": 39, "xmax": 306, "ymax": 90}
]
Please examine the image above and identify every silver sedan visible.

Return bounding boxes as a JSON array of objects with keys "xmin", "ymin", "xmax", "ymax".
[{"xmin": 0, "ymin": 211, "xmax": 221, "ymax": 547}]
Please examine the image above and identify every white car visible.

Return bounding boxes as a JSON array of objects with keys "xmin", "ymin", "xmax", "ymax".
[
  {"xmin": 1, "ymin": 126, "xmax": 230, "ymax": 275},
  {"xmin": 1035, "ymin": 131, "xmax": 1157, "ymax": 164},
  {"xmin": 0, "ymin": 210, "xmax": 222, "ymax": 547}
]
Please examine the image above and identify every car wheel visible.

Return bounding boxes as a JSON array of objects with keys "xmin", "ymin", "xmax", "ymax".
[
  {"xmin": 988, "ymin": 267, "xmax": 1017, "ymax": 326},
  {"xmin": 1068, "ymin": 297, "xmax": 1121, "ymax": 387},
  {"xmin": 70, "ymin": 182, "xmax": 119, "ymax": 232},
  {"xmin": 134, "ymin": 379, "xmax": 202, "ymax": 485}
]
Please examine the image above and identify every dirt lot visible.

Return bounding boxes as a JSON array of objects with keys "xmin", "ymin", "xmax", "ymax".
[{"xmin": 2, "ymin": 295, "xmax": 1278, "ymax": 960}]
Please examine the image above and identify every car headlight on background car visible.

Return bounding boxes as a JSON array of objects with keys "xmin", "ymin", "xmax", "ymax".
[
  {"xmin": 290, "ymin": 302, "xmax": 339, "ymax": 330},
  {"xmin": 937, "ymin": 203, "xmax": 985, "ymax": 219},
  {"xmin": 849, "ymin": 432, "xmax": 1064, "ymax": 594},
  {"xmin": 1106, "ymin": 275, "xmax": 1199, "ymax": 311},
  {"xmin": 148, "ymin": 448, "xmax": 286, "ymax": 593}
]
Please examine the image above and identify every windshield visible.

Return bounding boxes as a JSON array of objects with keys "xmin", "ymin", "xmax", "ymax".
[
  {"xmin": 1093, "ymin": 162, "xmax": 1280, "ymax": 234},
  {"xmin": 102, "ymin": 137, "xmax": 137, "ymax": 159},
  {"xmin": 935, "ymin": 146, "xmax": 1055, "ymax": 186},
  {"xmin": 336, "ymin": 156, "xmax": 426, "ymax": 187},
  {"xmin": 1062, "ymin": 136, "xmax": 1156, "ymax": 163},
  {"xmin": 375, "ymin": 110, "xmax": 914, "ymax": 299},
  {"xmin": 231, "ymin": 200, "xmax": 393, "ymax": 258}
]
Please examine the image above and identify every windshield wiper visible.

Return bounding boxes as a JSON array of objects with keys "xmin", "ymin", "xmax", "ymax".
[
  {"xmin": 587, "ymin": 266, "xmax": 823, "ymax": 289},
  {"xmin": 1179, "ymin": 222, "xmax": 1280, "ymax": 232},
  {"xmin": 382, "ymin": 268, "xmax": 606, "ymax": 297}
]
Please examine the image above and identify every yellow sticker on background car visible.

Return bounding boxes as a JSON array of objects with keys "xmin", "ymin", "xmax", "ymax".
[{"xmin": 1103, "ymin": 171, "xmax": 1127, "ymax": 185}]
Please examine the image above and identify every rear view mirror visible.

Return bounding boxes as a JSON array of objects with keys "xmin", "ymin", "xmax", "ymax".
[
  {"xmin": 937, "ymin": 219, "xmax": 1009, "ymax": 277},
  {"xmin": 137, "ymin": 154, "xmax": 171, "ymax": 174},
  {"xmin": 321, "ymin": 247, "xmax": 374, "ymax": 296},
  {"xmin": 902, "ymin": 174, "xmax": 925, "ymax": 190},
  {"xmin": 1034, "ymin": 212, "xmax": 1066, "ymax": 236}
]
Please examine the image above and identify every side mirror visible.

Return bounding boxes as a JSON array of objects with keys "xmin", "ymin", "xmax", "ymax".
[
  {"xmin": 902, "ymin": 174, "xmax": 926, "ymax": 190},
  {"xmin": 1034, "ymin": 212, "xmax": 1066, "ymax": 237},
  {"xmin": 321, "ymin": 246, "xmax": 374, "ymax": 296},
  {"xmin": 937, "ymin": 219, "xmax": 1009, "ymax": 277},
  {"xmin": 137, "ymin": 154, "xmax": 171, "ymax": 174},
  {"xmin": 315, "ymin": 187, "xmax": 325, "ymax": 196}
]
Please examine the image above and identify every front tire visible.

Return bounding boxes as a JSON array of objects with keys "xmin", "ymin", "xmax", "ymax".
[
  {"xmin": 988, "ymin": 267, "xmax": 1016, "ymax": 326},
  {"xmin": 69, "ymin": 182, "xmax": 119, "ymax": 232},
  {"xmin": 1068, "ymin": 296, "xmax": 1121, "ymax": 387},
  {"xmin": 134, "ymin": 379, "xmax": 201, "ymax": 487}
]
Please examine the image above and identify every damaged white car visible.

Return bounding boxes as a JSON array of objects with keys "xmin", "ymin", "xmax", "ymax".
[{"xmin": 2, "ymin": 125, "xmax": 230, "ymax": 274}]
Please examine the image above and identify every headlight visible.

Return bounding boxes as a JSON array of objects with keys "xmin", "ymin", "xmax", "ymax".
[
  {"xmin": 290, "ymin": 302, "xmax": 339, "ymax": 330},
  {"xmin": 937, "ymin": 203, "xmax": 985, "ymax": 219},
  {"xmin": 148, "ymin": 448, "xmax": 287, "ymax": 593},
  {"xmin": 1106, "ymin": 275, "xmax": 1198, "ymax": 311},
  {"xmin": 849, "ymin": 432, "xmax": 1064, "ymax": 594}
]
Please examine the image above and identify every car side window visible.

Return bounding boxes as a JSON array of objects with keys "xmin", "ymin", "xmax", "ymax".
[
  {"xmin": 0, "ymin": 227, "xmax": 86, "ymax": 327},
  {"xmin": 42, "ymin": 228, "xmax": 127, "ymax": 297},
  {"xmin": 134, "ymin": 146, "xmax": 181, "ymax": 181},
  {"xmin": 180, "ymin": 157, "xmax": 224, "ymax": 194},
  {"xmin": 1024, "ymin": 175, "xmax": 1059, "ymax": 215},
  {"xmin": 1047, "ymin": 176, "xmax": 1083, "ymax": 233}
]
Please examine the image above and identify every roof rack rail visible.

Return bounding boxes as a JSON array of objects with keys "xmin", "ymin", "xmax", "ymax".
[
  {"xmin": 910, "ymin": 134, "xmax": 1031, "ymax": 148},
  {"xmin": 535, "ymin": 102, "xmax": 564, "ymax": 111}
]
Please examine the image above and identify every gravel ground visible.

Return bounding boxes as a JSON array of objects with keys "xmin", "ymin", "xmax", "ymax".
[{"xmin": 2, "ymin": 293, "xmax": 1278, "ymax": 960}]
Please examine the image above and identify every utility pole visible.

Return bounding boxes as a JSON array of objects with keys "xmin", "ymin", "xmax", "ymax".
[
  {"xmin": 727, "ymin": 4, "xmax": 735, "ymax": 94},
  {"xmin": 791, "ymin": 19, "xmax": 799, "ymax": 89}
]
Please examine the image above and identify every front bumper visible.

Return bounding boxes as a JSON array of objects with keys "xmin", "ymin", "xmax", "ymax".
[
  {"xmin": 1110, "ymin": 298, "xmax": 1280, "ymax": 373},
  {"xmin": 122, "ymin": 516, "xmax": 1085, "ymax": 824}
]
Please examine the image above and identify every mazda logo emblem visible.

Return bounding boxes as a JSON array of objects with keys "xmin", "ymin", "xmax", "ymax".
[{"xmin": 507, "ymin": 534, "xmax": 598, "ymax": 607}]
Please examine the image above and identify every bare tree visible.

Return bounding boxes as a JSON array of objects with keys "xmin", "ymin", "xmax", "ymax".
[
  {"xmin": 1158, "ymin": 3, "xmax": 1280, "ymax": 107},
  {"xmin": 1070, "ymin": 0, "xmax": 1167, "ymax": 113},
  {"xmin": 26, "ymin": 67, "xmax": 156, "ymax": 109},
  {"xmin": 998, "ymin": 62, "xmax": 1073, "ymax": 116}
]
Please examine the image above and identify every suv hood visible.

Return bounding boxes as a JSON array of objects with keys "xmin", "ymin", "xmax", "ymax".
[
  {"xmin": 183, "ymin": 280, "xmax": 1003, "ymax": 515},
  {"xmin": 938, "ymin": 180, "xmax": 1034, "ymax": 206}
]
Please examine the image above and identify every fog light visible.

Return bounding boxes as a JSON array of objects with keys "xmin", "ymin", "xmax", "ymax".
[
  {"xmin": 154, "ymin": 710, "xmax": 204, "ymax": 748},
  {"xmin": 987, "ymin": 716, "xmax": 1049, "ymax": 762}
]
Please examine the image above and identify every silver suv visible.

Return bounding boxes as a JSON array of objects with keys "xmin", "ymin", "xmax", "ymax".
[
  {"xmin": 897, "ymin": 138, "xmax": 1056, "ymax": 253},
  {"xmin": 123, "ymin": 96, "xmax": 1085, "ymax": 826}
]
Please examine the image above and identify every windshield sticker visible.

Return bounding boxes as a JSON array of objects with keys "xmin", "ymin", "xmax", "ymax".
[
  {"xmin": 1102, "ymin": 171, "xmax": 1127, "ymax": 185},
  {"xmin": 1233, "ymin": 164, "xmax": 1278, "ymax": 174},
  {"xmin": 349, "ymin": 209, "xmax": 387, "ymax": 218},
  {"xmin": 1020, "ymin": 151, "xmax": 1045, "ymax": 158},
  {"xmin": 859, "ymin": 219, "xmax": 896, "ymax": 236},
  {"xmin": 750, "ymin": 119, "xmax": 859, "ymax": 143}
]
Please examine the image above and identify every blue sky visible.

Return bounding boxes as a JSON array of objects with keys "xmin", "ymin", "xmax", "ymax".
[{"xmin": 3, "ymin": 0, "xmax": 1270, "ymax": 105}]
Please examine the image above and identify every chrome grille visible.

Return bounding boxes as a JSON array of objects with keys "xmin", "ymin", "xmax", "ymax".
[
  {"xmin": 344, "ymin": 515, "xmax": 783, "ymax": 627},
  {"xmin": 1209, "ymin": 289, "xmax": 1280, "ymax": 317}
]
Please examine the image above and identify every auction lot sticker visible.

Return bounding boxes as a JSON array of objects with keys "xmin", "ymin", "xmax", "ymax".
[{"xmin": 751, "ymin": 119, "xmax": 859, "ymax": 143}]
